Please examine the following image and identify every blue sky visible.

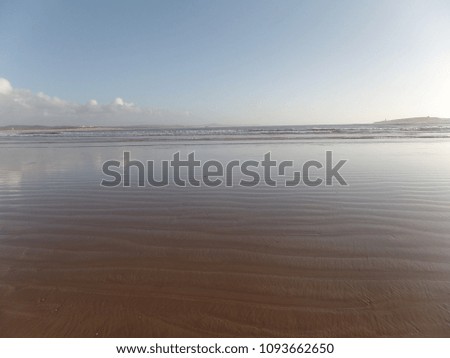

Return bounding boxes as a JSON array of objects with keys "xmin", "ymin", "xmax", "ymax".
[{"xmin": 1, "ymin": 0, "xmax": 450, "ymax": 125}]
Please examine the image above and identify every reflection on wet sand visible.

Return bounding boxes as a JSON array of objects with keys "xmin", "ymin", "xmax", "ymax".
[{"xmin": 1, "ymin": 139, "xmax": 450, "ymax": 337}]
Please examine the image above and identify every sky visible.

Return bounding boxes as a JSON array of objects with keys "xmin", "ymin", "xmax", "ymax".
[{"xmin": 1, "ymin": 0, "xmax": 450, "ymax": 126}]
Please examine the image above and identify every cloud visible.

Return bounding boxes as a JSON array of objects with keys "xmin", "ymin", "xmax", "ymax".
[
  {"xmin": 0, "ymin": 77, "xmax": 193, "ymax": 126},
  {"xmin": 113, "ymin": 97, "xmax": 125, "ymax": 106},
  {"xmin": 0, "ymin": 78, "xmax": 13, "ymax": 95}
]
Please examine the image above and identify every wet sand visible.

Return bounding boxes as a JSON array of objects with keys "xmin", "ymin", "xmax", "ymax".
[{"xmin": 0, "ymin": 139, "xmax": 450, "ymax": 337}]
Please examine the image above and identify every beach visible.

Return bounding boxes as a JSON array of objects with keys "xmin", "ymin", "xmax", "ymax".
[{"xmin": 1, "ymin": 130, "xmax": 450, "ymax": 337}]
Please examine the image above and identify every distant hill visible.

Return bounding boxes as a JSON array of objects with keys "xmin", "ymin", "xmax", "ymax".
[
  {"xmin": 375, "ymin": 117, "xmax": 450, "ymax": 125},
  {"xmin": 0, "ymin": 125, "xmax": 78, "ymax": 130}
]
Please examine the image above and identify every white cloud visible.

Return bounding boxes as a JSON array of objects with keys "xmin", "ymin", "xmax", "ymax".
[
  {"xmin": 0, "ymin": 77, "xmax": 193, "ymax": 126},
  {"xmin": 113, "ymin": 97, "xmax": 124, "ymax": 106},
  {"xmin": 0, "ymin": 78, "xmax": 13, "ymax": 95}
]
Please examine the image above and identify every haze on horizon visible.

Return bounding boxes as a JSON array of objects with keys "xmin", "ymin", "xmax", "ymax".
[{"xmin": 1, "ymin": 0, "xmax": 450, "ymax": 126}]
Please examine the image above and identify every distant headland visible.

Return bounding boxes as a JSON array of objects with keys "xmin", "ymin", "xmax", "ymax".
[{"xmin": 375, "ymin": 117, "xmax": 450, "ymax": 125}]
